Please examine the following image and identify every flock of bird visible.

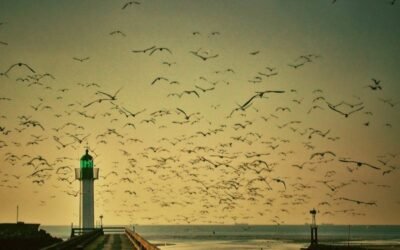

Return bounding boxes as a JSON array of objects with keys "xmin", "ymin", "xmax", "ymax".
[{"xmin": 0, "ymin": 1, "xmax": 399, "ymax": 226}]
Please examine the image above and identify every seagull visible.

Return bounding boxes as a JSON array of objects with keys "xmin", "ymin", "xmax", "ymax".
[
  {"xmin": 327, "ymin": 103, "xmax": 364, "ymax": 118},
  {"xmin": 310, "ymin": 151, "xmax": 336, "ymax": 160},
  {"xmin": 195, "ymin": 85, "xmax": 215, "ymax": 93},
  {"xmin": 249, "ymin": 50, "xmax": 260, "ymax": 55},
  {"xmin": 272, "ymin": 178, "xmax": 286, "ymax": 190},
  {"xmin": 132, "ymin": 46, "xmax": 156, "ymax": 53},
  {"xmin": 182, "ymin": 90, "xmax": 200, "ymax": 98},
  {"xmin": 288, "ymin": 62, "xmax": 305, "ymax": 69},
  {"xmin": 122, "ymin": 1, "xmax": 140, "ymax": 10},
  {"xmin": 366, "ymin": 78, "xmax": 382, "ymax": 90},
  {"xmin": 149, "ymin": 47, "xmax": 172, "ymax": 56},
  {"xmin": 339, "ymin": 159, "xmax": 381, "ymax": 170},
  {"xmin": 176, "ymin": 108, "xmax": 199, "ymax": 120},
  {"xmin": 84, "ymin": 87, "xmax": 123, "ymax": 108},
  {"xmin": 336, "ymin": 197, "xmax": 377, "ymax": 206},
  {"xmin": 73, "ymin": 57, "xmax": 90, "ymax": 62},
  {"xmin": 120, "ymin": 107, "xmax": 146, "ymax": 118},
  {"xmin": 150, "ymin": 77, "xmax": 168, "ymax": 85},
  {"xmin": 109, "ymin": 30, "xmax": 126, "ymax": 37},
  {"xmin": 209, "ymin": 31, "xmax": 220, "ymax": 36},
  {"xmin": 162, "ymin": 61, "xmax": 176, "ymax": 67},
  {"xmin": 190, "ymin": 49, "xmax": 219, "ymax": 61},
  {"xmin": 1, "ymin": 62, "xmax": 36, "ymax": 77}
]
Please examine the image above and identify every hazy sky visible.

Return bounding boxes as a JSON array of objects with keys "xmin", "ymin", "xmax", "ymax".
[{"xmin": 0, "ymin": 0, "xmax": 399, "ymax": 226}]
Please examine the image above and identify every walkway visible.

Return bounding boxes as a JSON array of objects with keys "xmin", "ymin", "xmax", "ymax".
[{"xmin": 83, "ymin": 234, "xmax": 134, "ymax": 250}]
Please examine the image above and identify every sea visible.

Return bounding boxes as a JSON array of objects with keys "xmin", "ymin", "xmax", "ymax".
[{"xmin": 40, "ymin": 225, "xmax": 400, "ymax": 250}]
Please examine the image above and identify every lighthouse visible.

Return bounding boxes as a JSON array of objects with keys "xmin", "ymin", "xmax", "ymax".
[{"xmin": 75, "ymin": 149, "xmax": 99, "ymax": 229}]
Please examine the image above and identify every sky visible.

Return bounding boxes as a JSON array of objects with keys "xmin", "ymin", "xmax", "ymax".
[{"xmin": 0, "ymin": 0, "xmax": 399, "ymax": 226}]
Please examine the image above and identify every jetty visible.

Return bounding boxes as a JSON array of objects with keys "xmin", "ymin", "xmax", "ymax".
[{"xmin": 42, "ymin": 227, "xmax": 160, "ymax": 250}]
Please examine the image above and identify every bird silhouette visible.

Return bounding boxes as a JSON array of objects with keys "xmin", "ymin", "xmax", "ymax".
[
  {"xmin": 122, "ymin": 1, "xmax": 140, "ymax": 10},
  {"xmin": 73, "ymin": 57, "xmax": 90, "ymax": 62},
  {"xmin": 190, "ymin": 49, "xmax": 219, "ymax": 61},
  {"xmin": 182, "ymin": 90, "xmax": 200, "ymax": 98},
  {"xmin": 272, "ymin": 178, "xmax": 286, "ymax": 190},
  {"xmin": 339, "ymin": 159, "xmax": 381, "ymax": 170},
  {"xmin": 176, "ymin": 108, "xmax": 199, "ymax": 120},
  {"xmin": 1, "ymin": 62, "xmax": 36, "ymax": 77},
  {"xmin": 288, "ymin": 62, "xmax": 305, "ymax": 69},
  {"xmin": 249, "ymin": 50, "xmax": 260, "ymax": 55},
  {"xmin": 110, "ymin": 30, "xmax": 126, "ymax": 37},
  {"xmin": 327, "ymin": 103, "xmax": 364, "ymax": 118},
  {"xmin": 150, "ymin": 77, "xmax": 169, "ymax": 85},
  {"xmin": 149, "ymin": 47, "xmax": 172, "ymax": 56},
  {"xmin": 336, "ymin": 197, "xmax": 377, "ymax": 206},
  {"xmin": 310, "ymin": 151, "xmax": 336, "ymax": 160},
  {"xmin": 366, "ymin": 78, "xmax": 382, "ymax": 90},
  {"xmin": 84, "ymin": 87, "xmax": 122, "ymax": 107},
  {"xmin": 132, "ymin": 45, "xmax": 156, "ymax": 53},
  {"xmin": 195, "ymin": 85, "xmax": 215, "ymax": 93}
]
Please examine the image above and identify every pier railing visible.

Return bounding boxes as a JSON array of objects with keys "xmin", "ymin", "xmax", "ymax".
[
  {"xmin": 125, "ymin": 228, "xmax": 160, "ymax": 250},
  {"xmin": 70, "ymin": 226, "xmax": 125, "ymax": 237}
]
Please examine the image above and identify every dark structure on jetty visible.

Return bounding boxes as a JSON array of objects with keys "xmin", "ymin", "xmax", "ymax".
[{"xmin": 0, "ymin": 222, "xmax": 62, "ymax": 250}]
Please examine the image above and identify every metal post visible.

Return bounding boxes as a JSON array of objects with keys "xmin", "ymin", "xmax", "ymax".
[
  {"xmin": 16, "ymin": 205, "xmax": 19, "ymax": 222},
  {"xmin": 348, "ymin": 225, "xmax": 350, "ymax": 247}
]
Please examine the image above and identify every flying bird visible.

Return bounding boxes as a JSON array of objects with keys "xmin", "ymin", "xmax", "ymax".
[
  {"xmin": 327, "ymin": 103, "xmax": 364, "ymax": 118},
  {"xmin": 110, "ymin": 30, "xmax": 126, "ymax": 37},
  {"xmin": 195, "ymin": 85, "xmax": 215, "ymax": 93},
  {"xmin": 73, "ymin": 57, "xmax": 90, "ymax": 62},
  {"xmin": 149, "ymin": 47, "xmax": 172, "ymax": 56},
  {"xmin": 176, "ymin": 108, "xmax": 199, "ymax": 120},
  {"xmin": 339, "ymin": 159, "xmax": 381, "ymax": 170},
  {"xmin": 1, "ymin": 62, "xmax": 36, "ymax": 77},
  {"xmin": 190, "ymin": 49, "xmax": 219, "ymax": 61},
  {"xmin": 249, "ymin": 50, "xmax": 260, "ymax": 55},
  {"xmin": 272, "ymin": 178, "xmax": 286, "ymax": 190},
  {"xmin": 132, "ymin": 46, "xmax": 156, "ymax": 53},
  {"xmin": 366, "ymin": 78, "xmax": 382, "ymax": 90},
  {"xmin": 150, "ymin": 77, "xmax": 168, "ymax": 85},
  {"xmin": 181, "ymin": 90, "xmax": 200, "ymax": 98},
  {"xmin": 122, "ymin": 1, "xmax": 140, "ymax": 10},
  {"xmin": 310, "ymin": 151, "xmax": 336, "ymax": 160},
  {"xmin": 84, "ymin": 87, "xmax": 123, "ymax": 107}
]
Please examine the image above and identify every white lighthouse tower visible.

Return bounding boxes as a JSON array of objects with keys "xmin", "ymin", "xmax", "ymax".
[{"xmin": 75, "ymin": 149, "xmax": 99, "ymax": 229}]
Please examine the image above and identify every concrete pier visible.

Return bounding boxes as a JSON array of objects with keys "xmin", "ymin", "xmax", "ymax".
[{"xmin": 83, "ymin": 234, "xmax": 133, "ymax": 250}]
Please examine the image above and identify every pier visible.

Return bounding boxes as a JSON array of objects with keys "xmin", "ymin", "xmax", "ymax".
[{"xmin": 42, "ymin": 227, "xmax": 160, "ymax": 250}]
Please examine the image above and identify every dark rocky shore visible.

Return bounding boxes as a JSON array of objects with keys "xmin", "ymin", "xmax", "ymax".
[{"xmin": 0, "ymin": 222, "xmax": 62, "ymax": 250}]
